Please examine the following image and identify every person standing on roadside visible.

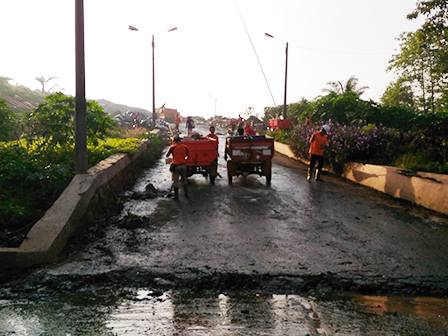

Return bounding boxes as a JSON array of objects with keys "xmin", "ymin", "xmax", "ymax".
[
  {"xmin": 307, "ymin": 125, "xmax": 330, "ymax": 181},
  {"xmin": 166, "ymin": 135, "xmax": 190, "ymax": 200}
]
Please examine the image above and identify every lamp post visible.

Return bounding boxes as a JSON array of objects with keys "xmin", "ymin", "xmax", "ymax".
[
  {"xmin": 209, "ymin": 95, "xmax": 217, "ymax": 118},
  {"xmin": 129, "ymin": 26, "xmax": 177, "ymax": 128},
  {"xmin": 265, "ymin": 33, "xmax": 288, "ymax": 120}
]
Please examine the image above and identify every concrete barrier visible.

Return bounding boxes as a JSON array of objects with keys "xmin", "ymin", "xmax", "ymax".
[
  {"xmin": 0, "ymin": 135, "xmax": 165, "ymax": 270},
  {"xmin": 274, "ymin": 141, "xmax": 448, "ymax": 216}
]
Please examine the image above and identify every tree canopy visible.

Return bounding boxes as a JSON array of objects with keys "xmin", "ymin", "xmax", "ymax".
[
  {"xmin": 385, "ymin": 0, "xmax": 448, "ymax": 113},
  {"xmin": 24, "ymin": 92, "xmax": 117, "ymax": 147}
]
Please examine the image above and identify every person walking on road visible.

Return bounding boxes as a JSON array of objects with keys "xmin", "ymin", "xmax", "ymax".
[
  {"xmin": 174, "ymin": 114, "xmax": 181, "ymax": 133},
  {"xmin": 229, "ymin": 118, "xmax": 236, "ymax": 132},
  {"xmin": 308, "ymin": 125, "xmax": 330, "ymax": 181},
  {"xmin": 166, "ymin": 135, "xmax": 190, "ymax": 200},
  {"xmin": 237, "ymin": 114, "xmax": 244, "ymax": 129},
  {"xmin": 186, "ymin": 116, "xmax": 195, "ymax": 136}
]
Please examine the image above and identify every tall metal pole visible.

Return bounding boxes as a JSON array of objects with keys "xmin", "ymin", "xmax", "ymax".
[
  {"xmin": 152, "ymin": 35, "xmax": 156, "ymax": 128},
  {"xmin": 283, "ymin": 42, "xmax": 288, "ymax": 120},
  {"xmin": 75, "ymin": 0, "xmax": 87, "ymax": 174}
]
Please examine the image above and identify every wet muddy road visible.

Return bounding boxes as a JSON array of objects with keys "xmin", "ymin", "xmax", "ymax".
[{"xmin": 1, "ymin": 124, "xmax": 448, "ymax": 335}]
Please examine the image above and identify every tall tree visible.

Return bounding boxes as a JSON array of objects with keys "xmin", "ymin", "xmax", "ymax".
[
  {"xmin": 0, "ymin": 99, "xmax": 17, "ymax": 141},
  {"xmin": 381, "ymin": 76, "xmax": 415, "ymax": 109},
  {"xmin": 388, "ymin": 0, "xmax": 448, "ymax": 113}
]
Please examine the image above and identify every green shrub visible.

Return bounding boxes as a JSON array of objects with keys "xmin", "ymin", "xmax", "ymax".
[
  {"xmin": 394, "ymin": 151, "xmax": 448, "ymax": 174},
  {"xmin": 0, "ymin": 137, "xmax": 148, "ymax": 240}
]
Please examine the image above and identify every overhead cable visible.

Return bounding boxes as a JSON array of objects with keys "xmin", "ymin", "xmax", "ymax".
[{"xmin": 233, "ymin": 0, "xmax": 276, "ymax": 106}]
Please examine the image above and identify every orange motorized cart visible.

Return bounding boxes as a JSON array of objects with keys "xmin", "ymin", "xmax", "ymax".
[
  {"xmin": 181, "ymin": 138, "xmax": 219, "ymax": 184},
  {"xmin": 224, "ymin": 135, "xmax": 274, "ymax": 185},
  {"xmin": 268, "ymin": 118, "xmax": 292, "ymax": 131}
]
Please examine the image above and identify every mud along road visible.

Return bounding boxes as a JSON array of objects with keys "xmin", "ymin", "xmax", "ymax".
[{"xmin": 1, "ymin": 123, "xmax": 448, "ymax": 335}]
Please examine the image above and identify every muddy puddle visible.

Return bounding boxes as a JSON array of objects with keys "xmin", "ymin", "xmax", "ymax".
[{"xmin": 1, "ymin": 288, "xmax": 447, "ymax": 335}]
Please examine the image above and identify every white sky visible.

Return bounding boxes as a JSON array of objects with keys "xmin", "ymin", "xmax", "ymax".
[{"xmin": 0, "ymin": 0, "xmax": 424, "ymax": 119}]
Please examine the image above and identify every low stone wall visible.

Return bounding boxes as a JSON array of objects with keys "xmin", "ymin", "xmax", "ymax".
[
  {"xmin": 0, "ymin": 135, "xmax": 165, "ymax": 270},
  {"xmin": 274, "ymin": 141, "xmax": 448, "ymax": 216}
]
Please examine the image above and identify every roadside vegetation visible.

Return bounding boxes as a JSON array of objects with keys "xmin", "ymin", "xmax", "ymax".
[
  {"xmin": 265, "ymin": 1, "xmax": 448, "ymax": 174},
  {"xmin": 0, "ymin": 92, "xmax": 158, "ymax": 246}
]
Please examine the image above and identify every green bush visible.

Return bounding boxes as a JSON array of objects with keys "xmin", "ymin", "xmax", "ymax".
[{"xmin": 0, "ymin": 137, "xmax": 146, "ymax": 242}]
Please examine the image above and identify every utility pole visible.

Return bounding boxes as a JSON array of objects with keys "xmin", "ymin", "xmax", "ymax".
[{"xmin": 75, "ymin": 0, "xmax": 87, "ymax": 174}]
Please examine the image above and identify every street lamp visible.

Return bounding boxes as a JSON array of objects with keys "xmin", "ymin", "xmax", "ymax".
[
  {"xmin": 129, "ymin": 26, "xmax": 177, "ymax": 128},
  {"xmin": 265, "ymin": 33, "xmax": 288, "ymax": 120},
  {"xmin": 209, "ymin": 95, "xmax": 217, "ymax": 118}
]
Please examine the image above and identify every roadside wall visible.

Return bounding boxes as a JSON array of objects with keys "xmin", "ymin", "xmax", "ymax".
[
  {"xmin": 274, "ymin": 141, "xmax": 448, "ymax": 216},
  {"xmin": 0, "ymin": 134, "xmax": 165, "ymax": 270}
]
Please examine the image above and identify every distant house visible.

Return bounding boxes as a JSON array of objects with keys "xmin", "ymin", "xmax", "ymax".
[{"xmin": 159, "ymin": 107, "xmax": 179, "ymax": 123}]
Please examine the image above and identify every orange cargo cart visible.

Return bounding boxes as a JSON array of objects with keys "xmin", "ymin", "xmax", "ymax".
[
  {"xmin": 268, "ymin": 118, "xmax": 292, "ymax": 131},
  {"xmin": 181, "ymin": 138, "xmax": 219, "ymax": 184},
  {"xmin": 224, "ymin": 135, "xmax": 274, "ymax": 185}
]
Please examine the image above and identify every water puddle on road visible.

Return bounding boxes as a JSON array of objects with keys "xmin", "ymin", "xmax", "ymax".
[{"xmin": 1, "ymin": 290, "xmax": 447, "ymax": 335}]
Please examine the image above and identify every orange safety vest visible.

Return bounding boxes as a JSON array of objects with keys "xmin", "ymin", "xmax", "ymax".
[
  {"xmin": 205, "ymin": 133, "xmax": 219, "ymax": 143},
  {"xmin": 309, "ymin": 131, "xmax": 328, "ymax": 156},
  {"xmin": 167, "ymin": 143, "xmax": 189, "ymax": 165}
]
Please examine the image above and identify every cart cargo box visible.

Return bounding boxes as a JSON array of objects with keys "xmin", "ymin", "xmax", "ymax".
[
  {"xmin": 225, "ymin": 135, "xmax": 274, "ymax": 184},
  {"xmin": 269, "ymin": 118, "xmax": 292, "ymax": 130},
  {"xmin": 181, "ymin": 139, "xmax": 218, "ymax": 166},
  {"xmin": 181, "ymin": 138, "xmax": 219, "ymax": 183},
  {"xmin": 226, "ymin": 136, "xmax": 274, "ymax": 163}
]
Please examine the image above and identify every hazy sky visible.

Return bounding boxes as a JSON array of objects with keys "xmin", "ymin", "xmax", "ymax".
[{"xmin": 0, "ymin": 0, "xmax": 424, "ymax": 119}]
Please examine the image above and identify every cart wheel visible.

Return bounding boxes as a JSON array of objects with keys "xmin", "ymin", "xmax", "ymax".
[{"xmin": 228, "ymin": 174, "xmax": 233, "ymax": 184}]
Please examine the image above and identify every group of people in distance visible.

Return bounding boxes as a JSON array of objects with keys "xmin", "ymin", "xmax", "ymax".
[{"xmin": 167, "ymin": 113, "xmax": 331, "ymax": 200}]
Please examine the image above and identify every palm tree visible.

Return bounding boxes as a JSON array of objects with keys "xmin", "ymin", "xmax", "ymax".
[
  {"xmin": 35, "ymin": 76, "xmax": 58, "ymax": 92},
  {"xmin": 323, "ymin": 76, "xmax": 369, "ymax": 95}
]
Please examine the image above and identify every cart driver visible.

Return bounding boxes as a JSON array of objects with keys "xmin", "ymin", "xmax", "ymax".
[
  {"xmin": 166, "ymin": 135, "xmax": 190, "ymax": 200},
  {"xmin": 205, "ymin": 126, "xmax": 219, "ymax": 143}
]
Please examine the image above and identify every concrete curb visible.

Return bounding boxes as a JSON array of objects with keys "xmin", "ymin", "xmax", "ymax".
[
  {"xmin": 274, "ymin": 141, "xmax": 448, "ymax": 216},
  {"xmin": 0, "ymin": 134, "xmax": 165, "ymax": 270}
]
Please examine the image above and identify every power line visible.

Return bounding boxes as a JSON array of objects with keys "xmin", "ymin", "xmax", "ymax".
[
  {"xmin": 290, "ymin": 44, "xmax": 393, "ymax": 56},
  {"xmin": 233, "ymin": 0, "xmax": 276, "ymax": 107}
]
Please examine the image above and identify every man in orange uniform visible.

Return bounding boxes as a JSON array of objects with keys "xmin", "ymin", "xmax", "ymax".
[
  {"xmin": 166, "ymin": 135, "xmax": 190, "ymax": 199},
  {"xmin": 205, "ymin": 125, "xmax": 219, "ymax": 143},
  {"xmin": 308, "ymin": 125, "xmax": 330, "ymax": 181},
  {"xmin": 237, "ymin": 114, "xmax": 244, "ymax": 129},
  {"xmin": 174, "ymin": 113, "xmax": 181, "ymax": 133},
  {"xmin": 229, "ymin": 118, "xmax": 236, "ymax": 132},
  {"xmin": 244, "ymin": 124, "xmax": 256, "ymax": 136}
]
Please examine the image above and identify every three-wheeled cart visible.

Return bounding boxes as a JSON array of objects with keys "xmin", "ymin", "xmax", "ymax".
[
  {"xmin": 181, "ymin": 138, "xmax": 219, "ymax": 184},
  {"xmin": 224, "ymin": 135, "xmax": 274, "ymax": 185}
]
